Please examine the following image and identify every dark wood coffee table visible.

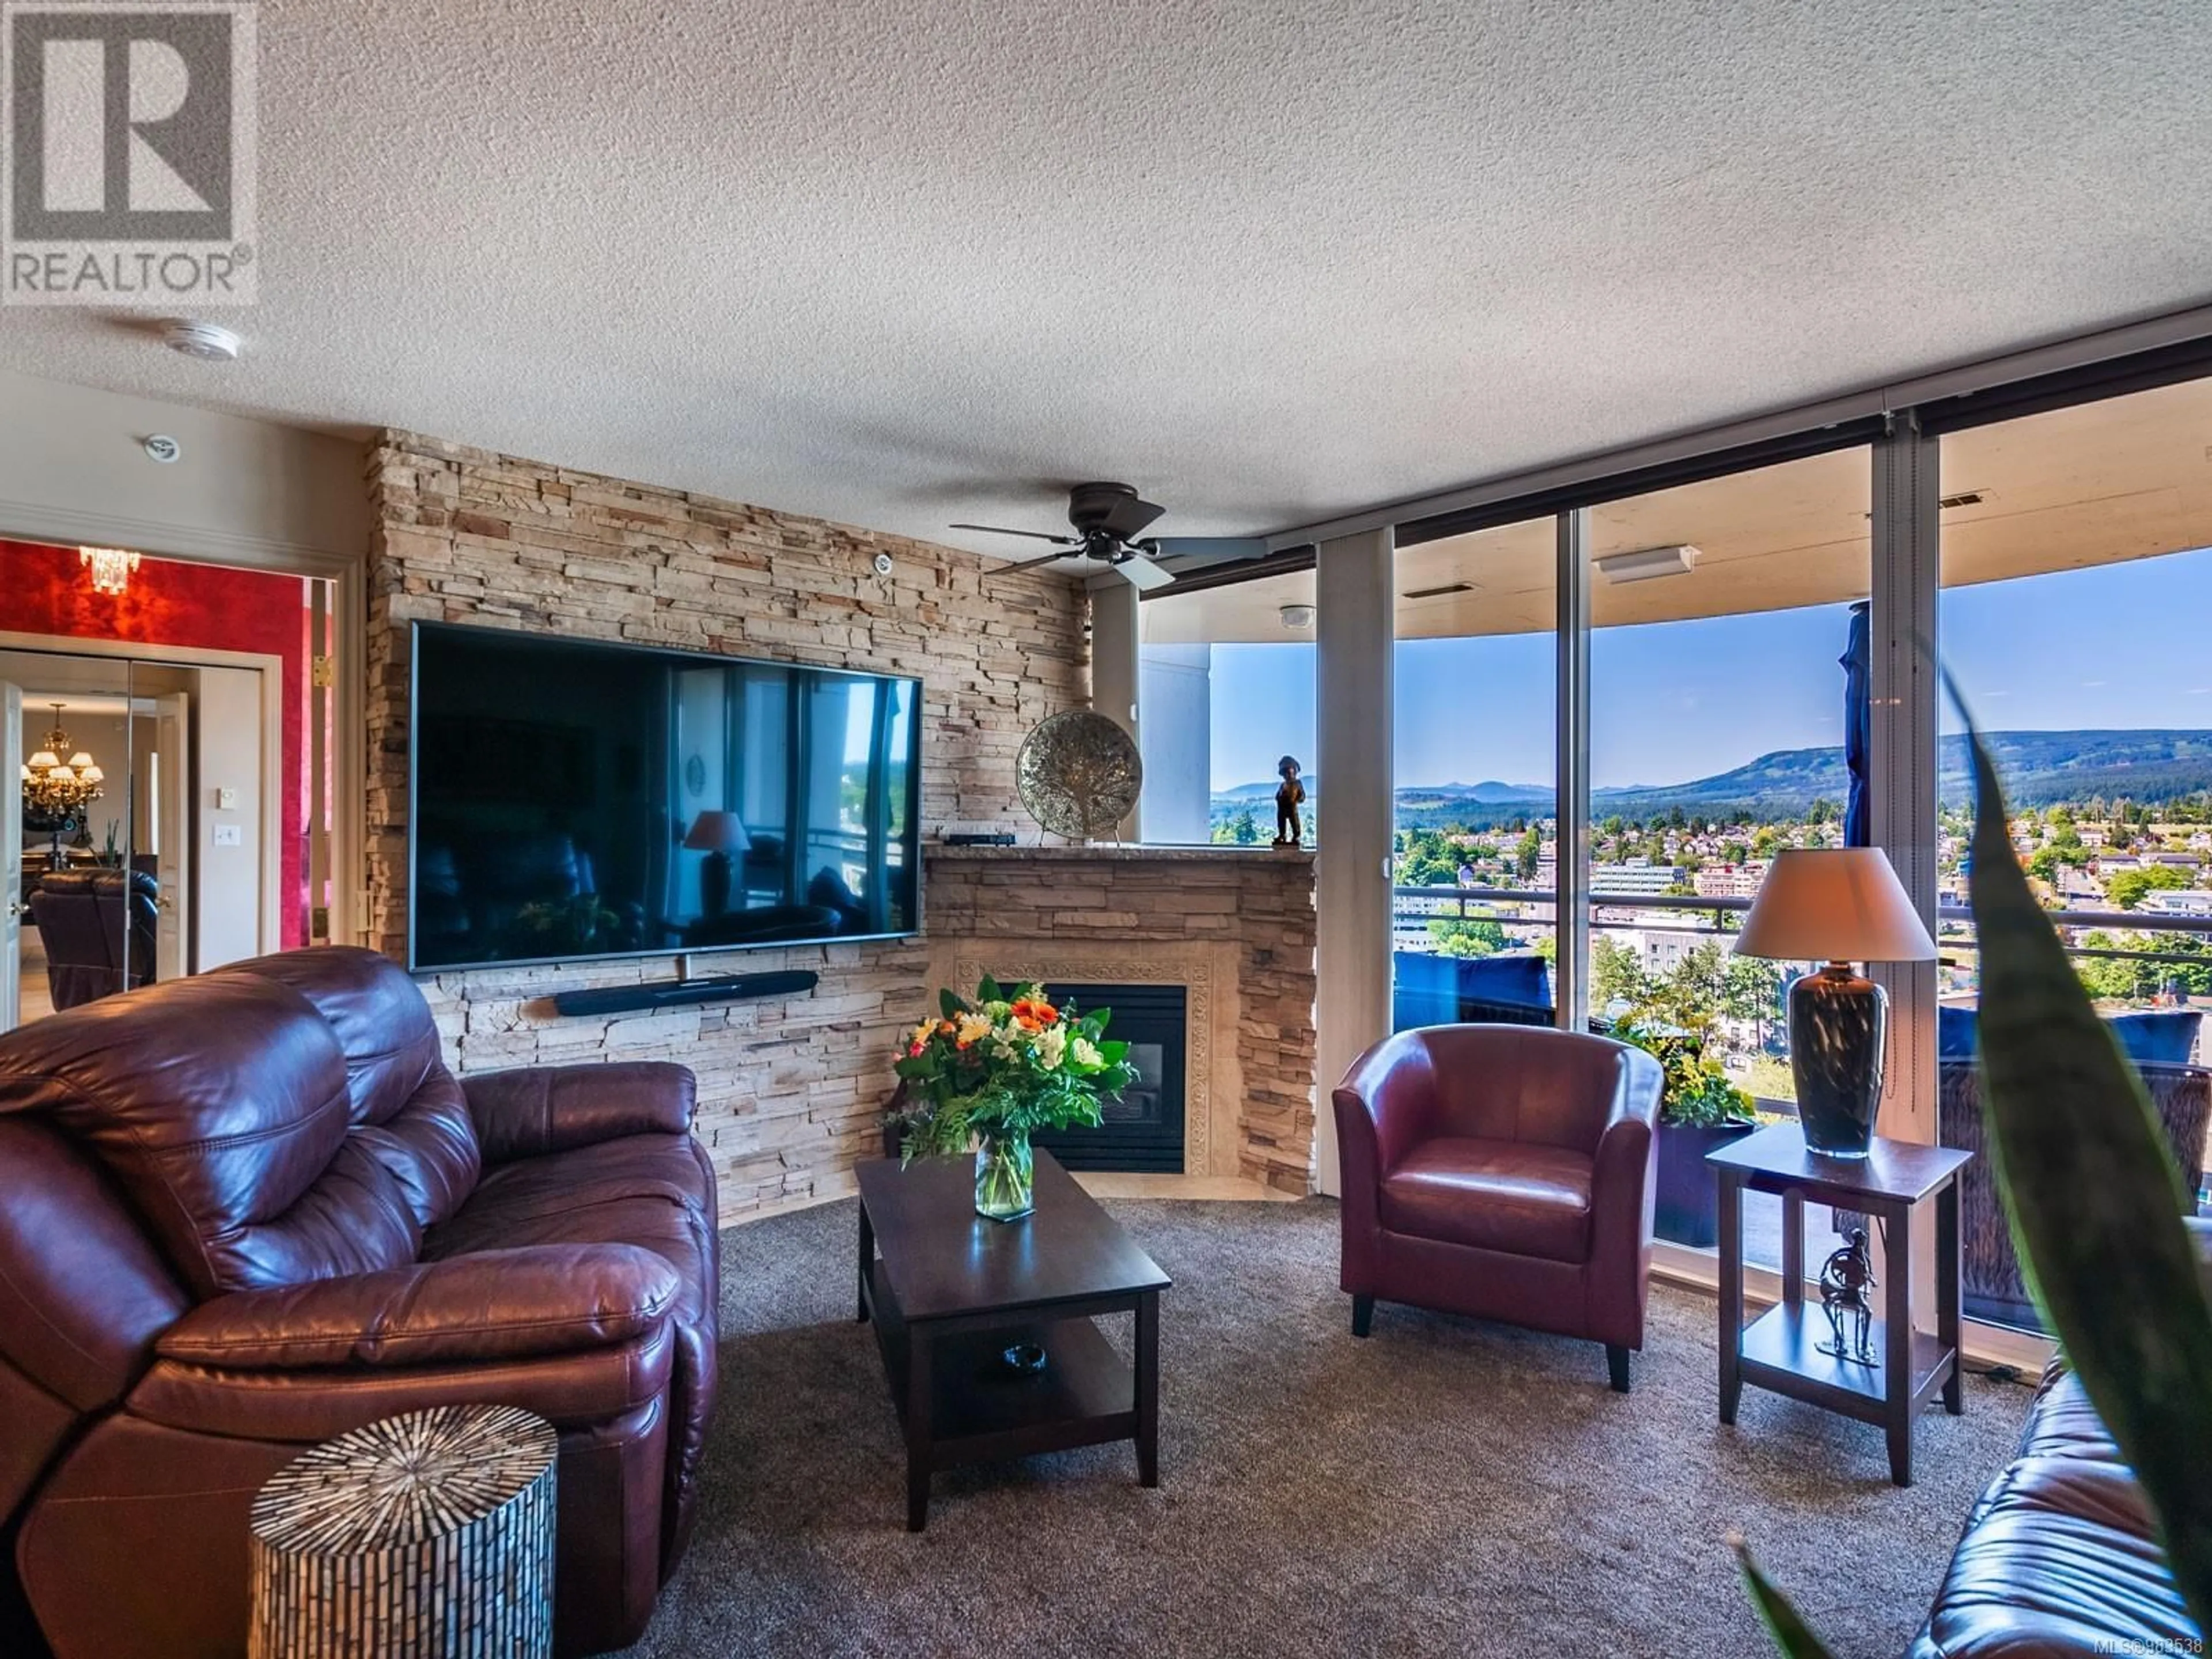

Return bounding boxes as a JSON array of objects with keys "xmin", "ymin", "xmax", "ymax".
[
  {"xmin": 1710, "ymin": 1123, "xmax": 1971, "ymax": 1486},
  {"xmin": 855, "ymin": 1149, "xmax": 1171, "ymax": 1531}
]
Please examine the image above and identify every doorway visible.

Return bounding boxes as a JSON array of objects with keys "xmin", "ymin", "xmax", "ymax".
[{"xmin": 3, "ymin": 644, "xmax": 283, "ymax": 1034}]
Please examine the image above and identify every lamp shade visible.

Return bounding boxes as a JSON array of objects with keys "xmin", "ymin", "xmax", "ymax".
[
  {"xmin": 1734, "ymin": 848, "xmax": 1937, "ymax": 964},
  {"xmin": 683, "ymin": 810, "xmax": 751, "ymax": 855}
]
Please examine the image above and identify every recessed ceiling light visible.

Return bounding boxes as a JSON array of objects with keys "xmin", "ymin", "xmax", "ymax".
[
  {"xmin": 1595, "ymin": 544, "xmax": 1698, "ymax": 584},
  {"xmin": 161, "ymin": 319, "xmax": 240, "ymax": 361}
]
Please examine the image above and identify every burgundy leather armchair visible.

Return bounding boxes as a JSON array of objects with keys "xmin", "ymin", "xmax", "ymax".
[
  {"xmin": 0, "ymin": 947, "xmax": 718, "ymax": 1659},
  {"xmin": 1334, "ymin": 1024, "xmax": 1664, "ymax": 1391}
]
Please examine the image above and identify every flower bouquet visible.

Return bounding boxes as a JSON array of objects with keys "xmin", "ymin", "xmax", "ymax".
[{"xmin": 891, "ymin": 976, "xmax": 1138, "ymax": 1220}]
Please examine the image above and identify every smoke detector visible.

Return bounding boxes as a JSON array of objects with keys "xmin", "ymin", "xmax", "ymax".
[
  {"xmin": 1279, "ymin": 604, "xmax": 1316, "ymax": 630},
  {"xmin": 161, "ymin": 320, "xmax": 241, "ymax": 362}
]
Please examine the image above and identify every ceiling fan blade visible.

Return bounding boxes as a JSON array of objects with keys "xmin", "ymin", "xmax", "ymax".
[
  {"xmin": 949, "ymin": 522, "xmax": 1081, "ymax": 546},
  {"xmin": 995, "ymin": 548, "xmax": 1092, "ymax": 575},
  {"xmin": 1114, "ymin": 552, "xmax": 1177, "ymax": 592},
  {"xmin": 1098, "ymin": 493, "xmax": 1167, "ymax": 543},
  {"xmin": 1144, "ymin": 536, "xmax": 1272, "ymax": 565}
]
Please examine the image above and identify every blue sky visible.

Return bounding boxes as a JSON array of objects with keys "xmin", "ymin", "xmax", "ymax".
[{"xmin": 1205, "ymin": 544, "xmax": 2212, "ymax": 791}]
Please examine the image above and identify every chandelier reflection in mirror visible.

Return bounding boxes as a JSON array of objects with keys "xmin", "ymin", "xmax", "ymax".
[
  {"xmin": 21, "ymin": 704, "xmax": 105, "ymax": 827},
  {"xmin": 79, "ymin": 546, "xmax": 142, "ymax": 597}
]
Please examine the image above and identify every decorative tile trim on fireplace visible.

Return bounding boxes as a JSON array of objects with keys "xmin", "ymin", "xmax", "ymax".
[{"xmin": 950, "ymin": 946, "xmax": 1225, "ymax": 1176}]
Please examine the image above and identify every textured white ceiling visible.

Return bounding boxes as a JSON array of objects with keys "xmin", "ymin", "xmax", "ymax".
[{"xmin": 5, "ymin": 1, "xmax": 2212, "ymax": 558}]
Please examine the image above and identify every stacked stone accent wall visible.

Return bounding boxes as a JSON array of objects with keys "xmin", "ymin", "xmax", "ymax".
[
  {"xmin": 365, "ymin": 431, "xmax": 1088, "ymax": 1222},
  {"xmin": 923, "ymin": 847, "xmax": 1319, "ymax": 1194}
]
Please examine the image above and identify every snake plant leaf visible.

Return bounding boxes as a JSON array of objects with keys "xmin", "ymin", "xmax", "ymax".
[
  {"xmin": 1963, "ymin": 714, "xmax": 2212, "ymax": 1633},
  {"xmin": 1730, "ymin": 1533, "xmax": 1839, "ymax": 1659}
]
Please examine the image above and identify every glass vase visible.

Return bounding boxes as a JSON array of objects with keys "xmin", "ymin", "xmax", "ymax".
[{"xmin": 974, "ymin": 1131, "xmax": 1035, "ymax": 1222}]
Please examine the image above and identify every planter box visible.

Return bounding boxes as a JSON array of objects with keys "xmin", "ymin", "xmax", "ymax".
[{"xmin": 1654, "ymin": 1119, "xmax": 1757, "ymax": 1248}]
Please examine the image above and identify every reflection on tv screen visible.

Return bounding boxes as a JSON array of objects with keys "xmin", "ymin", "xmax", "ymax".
[{"xmin": 409, "ymin": 623, "xmax": 921, "ymax": 970}]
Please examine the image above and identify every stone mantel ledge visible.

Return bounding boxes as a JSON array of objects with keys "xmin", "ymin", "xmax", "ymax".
[{"xmin": 925, "ymin": 843, "xmax": 1314, "ymax": 866}]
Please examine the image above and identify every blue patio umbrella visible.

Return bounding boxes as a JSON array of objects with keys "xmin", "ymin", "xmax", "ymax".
[{"xmin": 1842, "ymin": 600, "xmax": 1871, "ymax": 847}]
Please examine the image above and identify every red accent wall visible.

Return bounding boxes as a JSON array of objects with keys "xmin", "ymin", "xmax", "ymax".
[{"xmin": 1, "ymin": 539, "xmax": 309, "ymax": 948}]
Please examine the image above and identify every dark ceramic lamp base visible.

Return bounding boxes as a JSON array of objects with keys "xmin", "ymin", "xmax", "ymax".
[{"xmin": 1787, "ymin": 963, "xmax": 1888, "ymax": 1158}]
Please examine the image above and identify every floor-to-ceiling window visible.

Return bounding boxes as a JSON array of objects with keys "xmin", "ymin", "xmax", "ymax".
[
  {"xmin": 1585, "ymin": 449, "xmax": 1874, "ymax": 1268},
  {"xmin": 1136, "ymin": 567, "xmax": 1317, "ymax": 847},
  {"xmin": 1388, "ymin": 518, "xmax": 1557, "ymax": 1032},
  {"xmin": 1937, "ymin": 374, "xmax": 2212, "ymax": 1330}
]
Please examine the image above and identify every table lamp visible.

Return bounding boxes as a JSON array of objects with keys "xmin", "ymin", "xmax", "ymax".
[
  {"xmin": 1734, "ymin": 848, "xmax": 1937, "ymax": 1158},
  {"xmin": 683, "ymin": 810, "xmax": 751, "ymax": 918}
]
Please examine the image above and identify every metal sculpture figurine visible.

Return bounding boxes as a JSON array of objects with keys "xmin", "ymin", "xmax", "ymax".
[
  {"xmin": 1817, "ymin": 1226, "xmax": 1878, "ymax": 1367},
  {"xmin": 1274, "ymin": 755, "xmax": 1306, "ymax": 849}
]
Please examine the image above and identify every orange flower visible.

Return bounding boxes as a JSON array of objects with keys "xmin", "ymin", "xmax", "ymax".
[{"xmin": 1010, "ymin": 997, "xmax": 1060, "ymax": 1029}]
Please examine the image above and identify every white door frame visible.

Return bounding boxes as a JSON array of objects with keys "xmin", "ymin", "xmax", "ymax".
[
  {"xmin": 151, "ymin": 690, "xmax": 192, "ymax": 979},
  {"xmin": 0, "ymin": 535, "xmax": 365, "ymax": 950},
  {"xmin": 2, "ymin": 680, "xmax": 20, "ymax": 1031},
  {"xmin": 0, "ymin": 633, "xmax": 287, "ymax": 957}
]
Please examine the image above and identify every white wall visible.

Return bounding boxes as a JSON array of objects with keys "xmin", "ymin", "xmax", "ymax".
[
  {"xmin": 192, "ymin": 664, "xmax": 263, "ymax": 968},
  {"xmin": 1138, "ymin": 643, "xmax": 1212, "ymax": 844},
  {"xmin": 0, "ymin": 368, "xmax": 366, "ymax": 567}
]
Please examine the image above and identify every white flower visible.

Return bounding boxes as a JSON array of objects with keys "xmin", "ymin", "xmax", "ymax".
[
  {"xmin": 1071, "ymin": 1036, "xmax": 1103, "ymax": 1069},
  {"xmin": 1036, "ymin": 1026, "xmax": 1068, "ymax": 1070}
]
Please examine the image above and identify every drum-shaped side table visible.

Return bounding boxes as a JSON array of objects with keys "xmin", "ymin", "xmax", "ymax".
[{"xmin": 249, "ymin": 1404, "xmax": 557, "ymax": 1658}]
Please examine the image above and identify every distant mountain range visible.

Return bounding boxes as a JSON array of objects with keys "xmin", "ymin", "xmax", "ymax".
[{"xmin": 1216, "ymin": 730, "xmax": 2212, "ymax": 826}]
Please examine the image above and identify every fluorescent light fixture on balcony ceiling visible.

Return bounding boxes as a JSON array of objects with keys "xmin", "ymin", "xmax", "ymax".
[{"xmin": 1595, "ymin": 544, "xmax": 1699, "ymax": 584}]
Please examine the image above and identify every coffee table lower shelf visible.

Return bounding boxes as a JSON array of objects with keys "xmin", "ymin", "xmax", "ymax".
[{"xmin": 862, "ymin": 1260, "xmax": 1156, "ymax": 1531}]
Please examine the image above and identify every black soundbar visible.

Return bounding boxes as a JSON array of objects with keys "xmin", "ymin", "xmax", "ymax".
[{"xmin": 550, "ymin": 970, "xmax": 820, "ymax": 1019}]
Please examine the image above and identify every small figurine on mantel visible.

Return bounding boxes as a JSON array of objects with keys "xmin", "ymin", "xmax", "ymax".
[{"xmin": 1273, "ymin": 755, "xmax": 1306, "ymax": 849}]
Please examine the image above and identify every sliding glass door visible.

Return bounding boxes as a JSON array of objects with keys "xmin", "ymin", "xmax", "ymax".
[
  {"xmin": 1388, "ymin": 518, "xmax": 1558, "ymax": 1033},
  {"xmin": 1936, "ymin": 375, "xmax": 2212, "ymax": 1330}
]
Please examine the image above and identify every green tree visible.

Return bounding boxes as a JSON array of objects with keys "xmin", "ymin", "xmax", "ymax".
[
  {"xmin": 1514, "ymin": 825, "xmax": 1542, "ymax": 882},
  {"xmin": 1427, "ymin": 916, "xmax": 1506, "ymax": 958},
  {"xmin": 1399, "ymin": 849, "xmax": 1458, "ymax": 887},
  {"xmin": 2029, "ymin": 842, "xmax": 2091, "ymax": 883},
  {"xmin": 2107, "ymin": 864, "xmax": 2191, "ymax": 910},
  {"xmin": 1226, "ymin": 806, "xmax": 1260, "ymax": 846},
  {"xmin": 1590, "ymin": 935, "xmax": 1650, "ymax": 1009}
]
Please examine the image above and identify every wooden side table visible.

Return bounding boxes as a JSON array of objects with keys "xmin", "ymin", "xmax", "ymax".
[{"xmin": 1709, "ymin": 1123, "xmax": 1971, "ymax": 1486}]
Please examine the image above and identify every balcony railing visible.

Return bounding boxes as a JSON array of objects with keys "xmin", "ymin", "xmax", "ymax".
[{"xmin": 1392, "ymin": 883, "xmax": 2212, "ymax": 969}]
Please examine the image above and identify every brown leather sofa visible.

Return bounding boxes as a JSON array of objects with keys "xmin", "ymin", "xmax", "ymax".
[
  {"xmin": 1910, "ymin": 1218, "xmax": 2208, "ymax": 1657},
  {"xmin": 1334, "ymin": 1023, "xmax": 1665, "ymax": 1391},
  {"xmin": 0, "ymin": 946, "xmax": 718, "ymax": 1659},
  {"xmin": 25, "ymin": 868, "xmax": 159, "ymax": 1009}
]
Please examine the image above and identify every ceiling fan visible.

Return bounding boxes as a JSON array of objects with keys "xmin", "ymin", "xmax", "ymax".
[{"xmin": 953, "ymin": 482, "xmax": 1270, "ymax": 592}]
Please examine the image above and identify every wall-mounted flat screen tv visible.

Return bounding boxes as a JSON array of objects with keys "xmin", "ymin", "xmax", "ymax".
[{"xmin": 407, "ymin": 622, "xmax": 922, "ymax": 972}]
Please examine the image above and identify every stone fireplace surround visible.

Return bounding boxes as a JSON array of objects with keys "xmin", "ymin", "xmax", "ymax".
[{"xmin": 923, "ymin": 844, "xmax": 1319, "ymax": 1194}]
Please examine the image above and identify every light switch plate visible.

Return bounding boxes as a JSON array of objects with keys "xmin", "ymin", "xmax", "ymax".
[
  {"xmin": 216, "ymin": 787, "xmax": 240, "ymax": 810},
  {"xmin": 213, "ymin": 824, "xmax": 243, "ymax": 846}
]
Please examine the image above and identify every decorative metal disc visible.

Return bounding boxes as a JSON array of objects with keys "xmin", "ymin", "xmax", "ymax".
[{"xmin": 1016, "ymin": 711, "xmax": 1143, "ymax": 840}]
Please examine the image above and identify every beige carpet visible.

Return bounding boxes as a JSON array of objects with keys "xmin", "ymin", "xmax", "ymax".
[{"xmin": 623, "ymin": 1197, "xmax": 2031, "ymax": 1659}]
